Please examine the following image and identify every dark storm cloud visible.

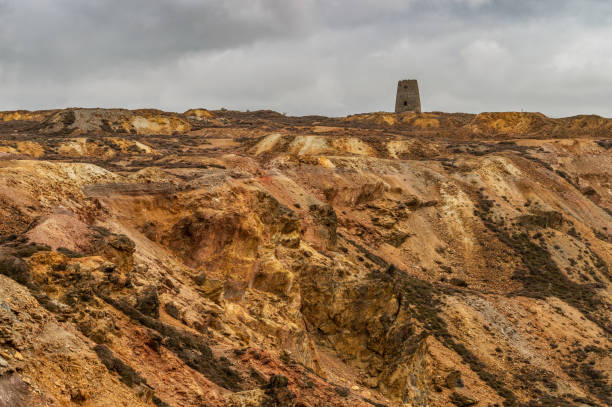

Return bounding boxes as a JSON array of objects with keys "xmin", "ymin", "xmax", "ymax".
[
  {"xmin": 1, "ymin": 0, "xmax": 307, "ymax": 77},
  {"xmin": 1, "ymin": 0, "xmax": 611, "ymax": 116}
]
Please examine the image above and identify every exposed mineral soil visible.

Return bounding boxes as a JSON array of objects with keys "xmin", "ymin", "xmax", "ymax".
[{"xmin": 0, "ymin": 107, "xmax": 610, "ymax": 407}]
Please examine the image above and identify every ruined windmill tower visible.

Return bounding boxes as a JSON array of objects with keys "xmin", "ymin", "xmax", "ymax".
[{"xmin": 395, "ymin": 79, "xmax": 421, "ymax": 113}]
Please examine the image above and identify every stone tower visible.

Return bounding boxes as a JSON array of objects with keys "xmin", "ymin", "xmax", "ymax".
[{"xmin": 395, "ymin": 79, "xmax": 421, "ymax": 113}]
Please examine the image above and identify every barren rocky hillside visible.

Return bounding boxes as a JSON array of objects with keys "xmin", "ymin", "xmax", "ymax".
[{"xmin": 0, "ymin": 107, "xmax": 610, "ymax": 407}]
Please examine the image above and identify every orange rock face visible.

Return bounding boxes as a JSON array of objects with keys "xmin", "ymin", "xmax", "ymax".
[{"xmin": 0, "ymin": 108, "xmax": 610, "ymax": 407}]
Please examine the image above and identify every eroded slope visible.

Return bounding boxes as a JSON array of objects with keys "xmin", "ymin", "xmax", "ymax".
[{"xmin": 0, "ymin": 108, "xmax": 610, "ymax": 407}]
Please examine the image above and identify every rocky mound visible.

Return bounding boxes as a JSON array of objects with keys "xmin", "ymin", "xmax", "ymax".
[
  {"xmin": 0, "ymin": 110, "xmax": 52, "ymax": 122},
  {"xmin": 32, "ymin": 108, "xmax": 192, "ymax": 135},
  {"xmin": 345, "ymin": 111, "xmax": 612, "ymax": 139}
]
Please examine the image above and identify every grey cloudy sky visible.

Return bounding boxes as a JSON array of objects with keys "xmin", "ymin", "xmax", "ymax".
[{"xmin": 1, "ymin": 0, "xmax": 611, "ymax": 117}]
